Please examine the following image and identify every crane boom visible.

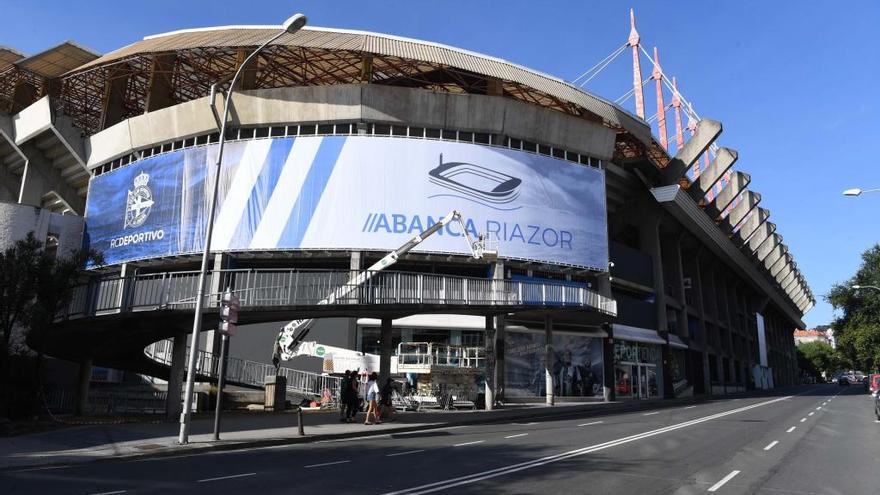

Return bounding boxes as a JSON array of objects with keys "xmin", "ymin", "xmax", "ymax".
[{"xmin": 272, "ymin": 210, "xmax": 492, "ymax": 366}]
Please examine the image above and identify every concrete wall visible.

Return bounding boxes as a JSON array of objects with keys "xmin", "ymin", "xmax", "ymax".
[
  {"xmin": 86, "ymin": 85, "xmax": 617, "ymax": 168},
  {"xmin": 0, "ymin": 200, "xmax": 84, "ymax": 255}
]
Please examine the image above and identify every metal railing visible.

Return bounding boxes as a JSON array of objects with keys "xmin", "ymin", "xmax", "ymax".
[
  {"xmin": 144, "ymin": 339, "xmax": 339, "ymax": 398},
  {"xmin": 397, "ymin": 342, "xmax": 486, "ymax": 370},
  {"xmin": 59, "ymin": 268, "xmax": 617, "ymax": 319}
]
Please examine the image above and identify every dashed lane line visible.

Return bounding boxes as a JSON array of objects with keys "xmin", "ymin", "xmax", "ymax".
[
  {"xmin": 684, "ymin": 405, "xmax": 698, "ymax": 409},
  {"xmin": 453, "ymin": 441, "xmax": 485, "ymax": 447},
  {"xmin": 800, "ymin": 418, "xmax": 807, "ymax": 423},
  {"xmin": 643, "ymin": 411, "xmax": 660, "ymax": 416},
  {"xmin": 578, "ymin": 421, "xmax": 603, "ymax": 427},
  {"xmin": 808, "ymin": 412, "xmax": 815, "ymax": 416},
  {"xmin": 763, "ymin": 441, "xmax": 779, "ymax": 451},
  {"xmin": 707, "ymin": 470, "xmax": 741, "ymax": 492},
  {"xmin": 304, "ymin": 460, "xmax": 351, "ymax": 469},
  {"xmin": 387, "ymin": 450, "xmax": 425, "ymax": 457},
  {"xmin": 504, "ymin": 433, "xmax": 529, "ymax": 439},
  {"xmin": 786, "ymin": 427, "xmax": 796, "ymax": 433},
  {"xmin": 88, "ymin": 491, "xmax": 127, "ymax": 495},
  {"xmin": 197, "ymin": 472, "xmax": 256, "ymax": 483}
]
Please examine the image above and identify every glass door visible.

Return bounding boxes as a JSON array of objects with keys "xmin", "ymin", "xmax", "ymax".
[{"xmin": 636, "ymin": 364, "xmax": 658, "ymax": 399}]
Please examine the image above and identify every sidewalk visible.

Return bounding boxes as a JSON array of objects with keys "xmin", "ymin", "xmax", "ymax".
[{"xmin": 1, "ymin": 396, "xmax": 703, "ymax": 471}]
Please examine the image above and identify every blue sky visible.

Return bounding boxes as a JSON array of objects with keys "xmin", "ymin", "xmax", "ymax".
[{"xmin": 4, "ymin": 1, "xmax": 878, "ymax": 328}]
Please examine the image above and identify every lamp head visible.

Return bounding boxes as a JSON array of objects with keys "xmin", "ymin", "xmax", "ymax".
[
  {"xmin": 843, "ymin": 188, "xmax": 862, "ymax": 197},
  {"xmin": 283, "ymin": 13, "xmax": 307, "ymax": 34}
]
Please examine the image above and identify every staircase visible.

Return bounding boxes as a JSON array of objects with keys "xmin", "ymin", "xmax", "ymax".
[{"xmin": 144, "ymin": 339, "xmax": 340, "ymax": 399}]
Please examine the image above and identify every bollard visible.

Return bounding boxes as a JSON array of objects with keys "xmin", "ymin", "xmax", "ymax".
[{"xmin": 297, "ymin": 407, "xmax": 305, "ymax": 436}]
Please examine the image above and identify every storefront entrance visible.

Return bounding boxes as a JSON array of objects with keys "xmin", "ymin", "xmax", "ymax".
[
  {"xmin": 615, "ymin": 362, "xmax": 658, "ymax": 399},
  {"xmin": 613, "ymin": 339, "xmax": 663, "ymax": 399}
]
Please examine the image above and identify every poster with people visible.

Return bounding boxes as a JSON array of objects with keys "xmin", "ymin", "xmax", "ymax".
[{"xmin": 504, "ymin": 330, "xmax": 603, "ymax": 398}]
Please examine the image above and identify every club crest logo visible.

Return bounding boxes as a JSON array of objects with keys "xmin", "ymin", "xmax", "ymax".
[{"xmin": 124, "ymin": 171, "xmax": 154, "ymax": 229}]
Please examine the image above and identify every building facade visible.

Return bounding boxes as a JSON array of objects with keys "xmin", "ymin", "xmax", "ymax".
[{"xmin": 0, "ymin": 24, "xmax": 813, "ymax": 415}]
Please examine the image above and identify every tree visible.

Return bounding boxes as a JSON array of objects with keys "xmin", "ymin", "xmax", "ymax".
[
  {"xmin": 796, "ymin": 341, "xmax": 837, "ymax": 380},
  {"xmin": 826, "ymin": 244, "xmax": 880, "ymax": 372},
  {"xmin": 0, "ymin": 232, "xmax": 102, "ymax": 418}
]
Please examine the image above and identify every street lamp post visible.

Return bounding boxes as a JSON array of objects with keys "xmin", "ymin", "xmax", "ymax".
[
  {"xmin": 178, "ymin": 13, "xmax": 307, "ymax": 445},
  {"xmin": 852, "ymin": 285, "xmax": 880, "ymax": 291},
  {"xmin": 843, "ymin": 188, "xmax": 880, "ymax": 197}
]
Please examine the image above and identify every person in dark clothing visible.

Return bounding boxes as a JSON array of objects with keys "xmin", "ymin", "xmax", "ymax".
[
  {"xmin": 347, "ymin": 370, "xmax": 360, "ymax": 422},
  {"xmin": 339, "ymin": 370, "xmax": 351, "ymax": 422},
  {"xmin": 380, "ymin": 377, "xmax": 396, "ymax": 421}
]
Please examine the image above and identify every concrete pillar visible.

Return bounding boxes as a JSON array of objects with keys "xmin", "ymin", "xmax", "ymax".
[
  {"xmin": 492, "ymin": 260, "xmax": 505, "ymax": 402},
  {"xmin": 495, "ymin": 315, "xmax": 506, "ymax": 402},
  {"xmin": 165, "ymin": 332, "xmax": 188, "ymax": 422},
  {"xmin": 639, "ymin": 213, "xmax": 668, "ymax": 334},
  {"xmin": 603, "ymin": 324, "xmax": 615, "ymax": 402},
  {"xmin": 114, "ymin": 263, "xmax": 134, "ymax": 313},
  {"xmin": 346, "ymin": 251, "xmax": 363, "ymax": 349},
  {"xmin": 74, "ymin": 356, "xmax": 92, "ymax": 416},
  {"xmin": 545, "ymin": 315, "xmax": 554, "ymax": 406},
  {"xmin": 484, "ymin": 315, "xmax": 496, "ymax": 411},
  {"xmin": 379, "ymin": 318, "xmax": 393, "ymax": 384}
]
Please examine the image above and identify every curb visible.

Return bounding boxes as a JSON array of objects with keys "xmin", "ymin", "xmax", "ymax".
[{"xmin": 2, "ymin": 385, "xmax": 824, "ymax": 472}]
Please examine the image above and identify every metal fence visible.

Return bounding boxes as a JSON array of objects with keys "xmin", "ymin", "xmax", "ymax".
[
  {"xmin": 60, "ymin": 268, "xmax": 617, "ymax": 319},
  {"xmin": 397, "ymin": 342, "xmax": 486, "ymax": 370},
  {"xmin": 144, "ymin": 339, "xmax": 339, "ymax": 398},
  {"xmin": 41, "ymin": 388, "xmax": 168, "ymax": 416}
]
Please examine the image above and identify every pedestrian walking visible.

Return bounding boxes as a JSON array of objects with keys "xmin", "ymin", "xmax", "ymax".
[
  {"xmin": 339, "ymin": 370, "xmax": 351, "ymax": 422},
  {"xmin": 347, "ymin": 370, "xmax": 360, "ymax": 422},
  {"xmin": 380, "ymin": 377, "xmax": 396, "ymax": 421},
  {"xmin": 364, "ymin": 372, "xmax": 381, "ymax": 425}
]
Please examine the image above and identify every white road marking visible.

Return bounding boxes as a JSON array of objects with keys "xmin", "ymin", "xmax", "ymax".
[
  {"xmin": 800, "ymin": 418, "xmax": 807, "ymax": 423},
  {"xmin": 454, "ymin": 440, "xmax": 485, "ymax": 447},
  {"xmin": 387, "ymin": 450, "xmax": 425, "ymax": 457},
  {"xmin": 816, "ymin": 407, "xmax": 821, "ymax": 410},
  {"xmin": 763, "ymin": 441, "xmax": 779, "ymax": 451},
  {"xmin": 197, "ymin": 472, "xmax": 257, "ymax": 483},
  {"xmin": 684, "ymin": 405, "xmax": 698, "ymax": 409},
  {"xmin": 786, "ymin": 427, "xmax": 796, "ymax": 433},
  {"xmin": 512, "ymin": 422, "xmax": 538, "ymax": 426},
  {"xmin": 88, "ymin": 491, "xmax": 127, "ymax": 495},
  {"xmin": 380, "ymin": 395, "xmax": 794, "ymax": 495},
  {"xmin": 578, "ymin": 421, "xmax": 603, "ymax": 427},
  {"xmin": 808, "ymin": 412, "xmax": 815, "ymax": 416},
  {"xmin": 504, "ymin": 433, "xmax": 528, "ymax": 439},
  {"xmin": 708, "ymin": 470, "xmax": 741, "ymax": 492},
  {"xmin": 643, "ymin": 411, "xmax": 660, "ymax": 416},
  {"xmin": 304, "ymin": 460, "xmax": 351, "ymax": 469}
]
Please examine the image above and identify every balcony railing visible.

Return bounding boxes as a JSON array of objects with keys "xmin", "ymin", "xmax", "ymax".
[{"xmin": 59, "ymin": 268, "xmax": 617, "ymax": 319}]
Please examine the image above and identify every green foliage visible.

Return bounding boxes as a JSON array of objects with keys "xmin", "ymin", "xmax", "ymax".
[
  {"xmin": 796, "ymin": 341, "xmax": 837, "ymax": 380},
  {"xmin": 826, "ymin": 244, "xmax": 880, "ymax": 372},
  {"xmin": 0, "ymin": 232, "xmax": 103, "ymax": 418}
]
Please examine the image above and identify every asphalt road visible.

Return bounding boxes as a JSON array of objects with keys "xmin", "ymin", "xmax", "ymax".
[{"xmin": 3, "ymin": 384, "xmax": 878, "ymax": 495}]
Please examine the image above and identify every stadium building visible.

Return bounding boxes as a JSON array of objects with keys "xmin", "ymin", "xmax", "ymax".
[{"xmin": 0, "ymin": 19, "xmax": 813, "ymax": 417}]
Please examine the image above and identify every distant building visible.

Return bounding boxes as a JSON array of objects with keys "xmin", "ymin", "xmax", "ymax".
[{"xmin": 793, "ymin": 329, "xmax": 833, "ymax": 347}]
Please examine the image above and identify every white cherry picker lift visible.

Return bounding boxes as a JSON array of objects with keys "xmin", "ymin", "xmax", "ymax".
[{"xmin": 272, "ymin": 210, "xmax": 496, "ymax": 367}]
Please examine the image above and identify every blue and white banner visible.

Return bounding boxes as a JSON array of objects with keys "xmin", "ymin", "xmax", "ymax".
[{"xmin": 85, "ymin": 136, "xmax": 608, "ymax": 269}]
